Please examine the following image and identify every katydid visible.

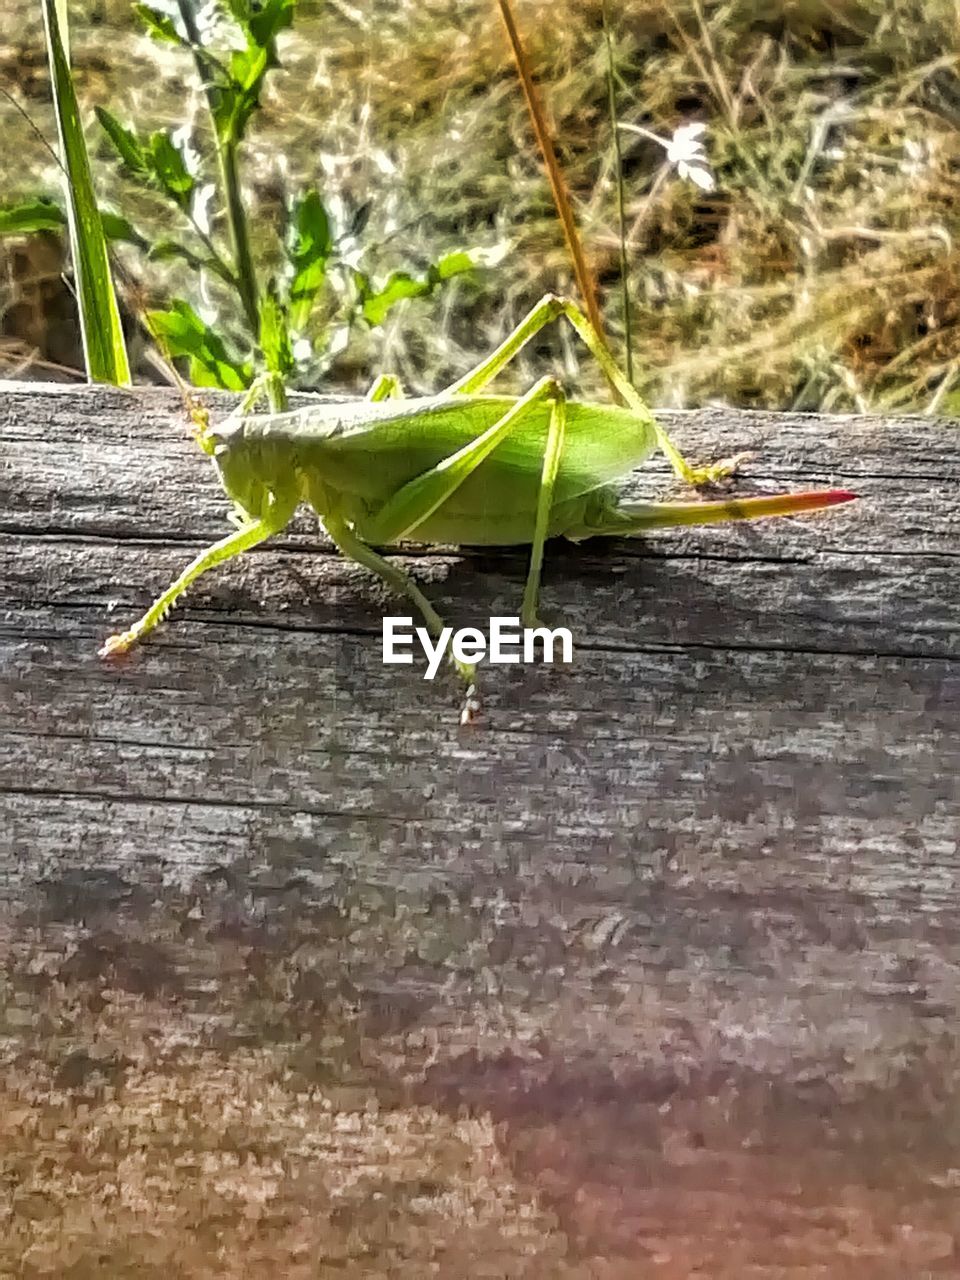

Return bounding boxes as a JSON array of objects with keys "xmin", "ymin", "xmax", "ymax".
[{"xmin": 100, "ymin": 293, "xmax": 855, "ymax": 701}]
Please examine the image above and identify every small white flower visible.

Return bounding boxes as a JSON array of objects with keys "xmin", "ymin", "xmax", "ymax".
[
  {"xmin": 619, "ymin": 119, "xmax": 716, "ymax": 192},
  {"xmin": 665, "ymin": 122, "xmax": 715, "ymax": 190}
]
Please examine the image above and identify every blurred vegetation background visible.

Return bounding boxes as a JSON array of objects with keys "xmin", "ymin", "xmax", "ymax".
[{"xmin": 2, "ymin": 0, "xmax": 959, "ymax": 412}]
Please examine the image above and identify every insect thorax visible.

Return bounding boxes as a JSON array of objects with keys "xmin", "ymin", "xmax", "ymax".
[{"xmin": 210, "ymin": 418, "xmax": 304, "ymax": 522}]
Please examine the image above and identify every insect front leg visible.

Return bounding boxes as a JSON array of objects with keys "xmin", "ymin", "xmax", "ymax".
[{"xmin": 99, "ymin": 493, "xmax": 297, "ymax": 657}]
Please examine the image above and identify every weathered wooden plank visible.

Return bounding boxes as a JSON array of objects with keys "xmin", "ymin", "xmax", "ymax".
[{"xmin": 2, "ymin": 382, "xmax": 960, "ymax": 1276}]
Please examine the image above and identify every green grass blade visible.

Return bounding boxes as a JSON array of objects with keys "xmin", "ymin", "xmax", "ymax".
[
  {"xmin": 601, "ymin": 0, "xmax": 633, "ymax": 386},
  {"xmin": 40, "ymin": 0, "xmax": 131, "ymax": 385}
]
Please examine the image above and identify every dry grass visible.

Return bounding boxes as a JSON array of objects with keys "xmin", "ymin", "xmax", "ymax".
[{"xmin": 2, "ymin": 0, "xmax": 960, "ymax": 410}]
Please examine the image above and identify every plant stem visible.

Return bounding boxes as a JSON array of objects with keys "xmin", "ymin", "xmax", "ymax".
[
  {"xmin": 176, "ymin": 0, "xmax": 259, "ymax": 334},
  {"xmin": 184, "ymin": 208, "xmax": 239, "ymax": 290},
  {"xmin": 218, "ymin": 136, "xmax": 259, "ymax": 331}
]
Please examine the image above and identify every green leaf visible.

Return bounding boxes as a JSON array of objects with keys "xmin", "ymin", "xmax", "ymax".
[
  {"xmin": 0, "ymin": 199, "xmax": 149, "ymax": 251},
  {"xmin": 96, "ymin": 107, "xmax": 149, "ymax": 176},
  {"xmin": 258, "ymin": 288, "xmax": 294, "ymax": 378},
  {"xmin": 358, "ymin": 250, "xmax": 479, "ymax": 327},
  {"xmin": 201, "ymin": 3, "xmax": 294, "ymax": 145},
  {"xmin": 229, "ymin": 43, "xmax": 270, "ymax": 93},
  {"xmin": 0, "ymin": 198, "xmax": 66, "ymax": 235},
  {"xmin": 100, "ymin": 211, "xmax": 149, "ymax": 249},
  {"xmin": 287, "ymin": 190, "xmax": 332, "ymax": 330},
  {"xmin": 147, "ymin": 299, "xmax": 252, "ymax": 391},
  {"xmin": 147, "ymin": 238, "xmax": 235, "ymax": 285},
  {"xmin": 40, "ymin": 0, "xmax": 130, "ymax": 385},
  {"xmin": 247, "ymin": 0, "xmax": 296, "ymax": 48},
  {"xmin": 221, "ymin": 0, "xmax": 250, "ymax": 26},
  {"xmin": 219, "ymin": 45, "xmax": 269, "ymax": 140},
  {"xmin": 359, "ymin": 272, "xmax": 429, "ymax": 327},
  {"xmin": 221, "ymin": 0, "xmax": 295, "ymax": 48},
  {"xmin": 54, "ymin": 0, "xmax": 69, "ymax": 52},
  {"xmin": 146, "ymin": 131, "xmax": 196, "ymax": 209},
  {"xmin": 0, "ymin": 201, "xmax": 147, "ymax": 250},
  {"xmin": 433, "ymin": 250, "xmax": 476, "ymax": 280},
  {"xmin": 133, "ymin": 4, "xmax": 184, "ymax": 44},
  {"xmin": 97, "ymin": 112, "xmax": 197, "ymax": 211}
]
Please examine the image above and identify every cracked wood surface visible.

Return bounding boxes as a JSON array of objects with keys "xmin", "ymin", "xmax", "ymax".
[{"xmin": 1, "ymin": 381, "xmax": 959, "ymax": 1277}]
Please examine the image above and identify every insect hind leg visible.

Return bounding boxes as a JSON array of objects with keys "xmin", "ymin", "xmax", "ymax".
[
  {"xmin": 440, "ymin": 291, "xmax": 739, "ymax": 487},
  {"xmin": 521, "ymin": 386, "xmax": 566, "ymax": 629}
]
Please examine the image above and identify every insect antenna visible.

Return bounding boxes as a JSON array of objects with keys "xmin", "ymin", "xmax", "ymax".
[{"xmin": 113, "ymin": 262, "xmax": 218, "ymax": 457}]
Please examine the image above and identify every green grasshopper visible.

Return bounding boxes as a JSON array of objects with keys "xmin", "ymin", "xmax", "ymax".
[{"xmin": 100, "ymin": 294, "xmax": 855, "ymax": 705}]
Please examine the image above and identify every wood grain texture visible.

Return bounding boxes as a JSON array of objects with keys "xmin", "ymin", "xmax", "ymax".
[{"xmin": 2, "ymin": 382, "xmax": 959, "ymax": 1278}]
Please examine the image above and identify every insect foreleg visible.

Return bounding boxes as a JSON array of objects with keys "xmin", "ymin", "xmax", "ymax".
[{"xmin": 99, "ymin": 495, "xmax": 296, "ymax": 657}]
